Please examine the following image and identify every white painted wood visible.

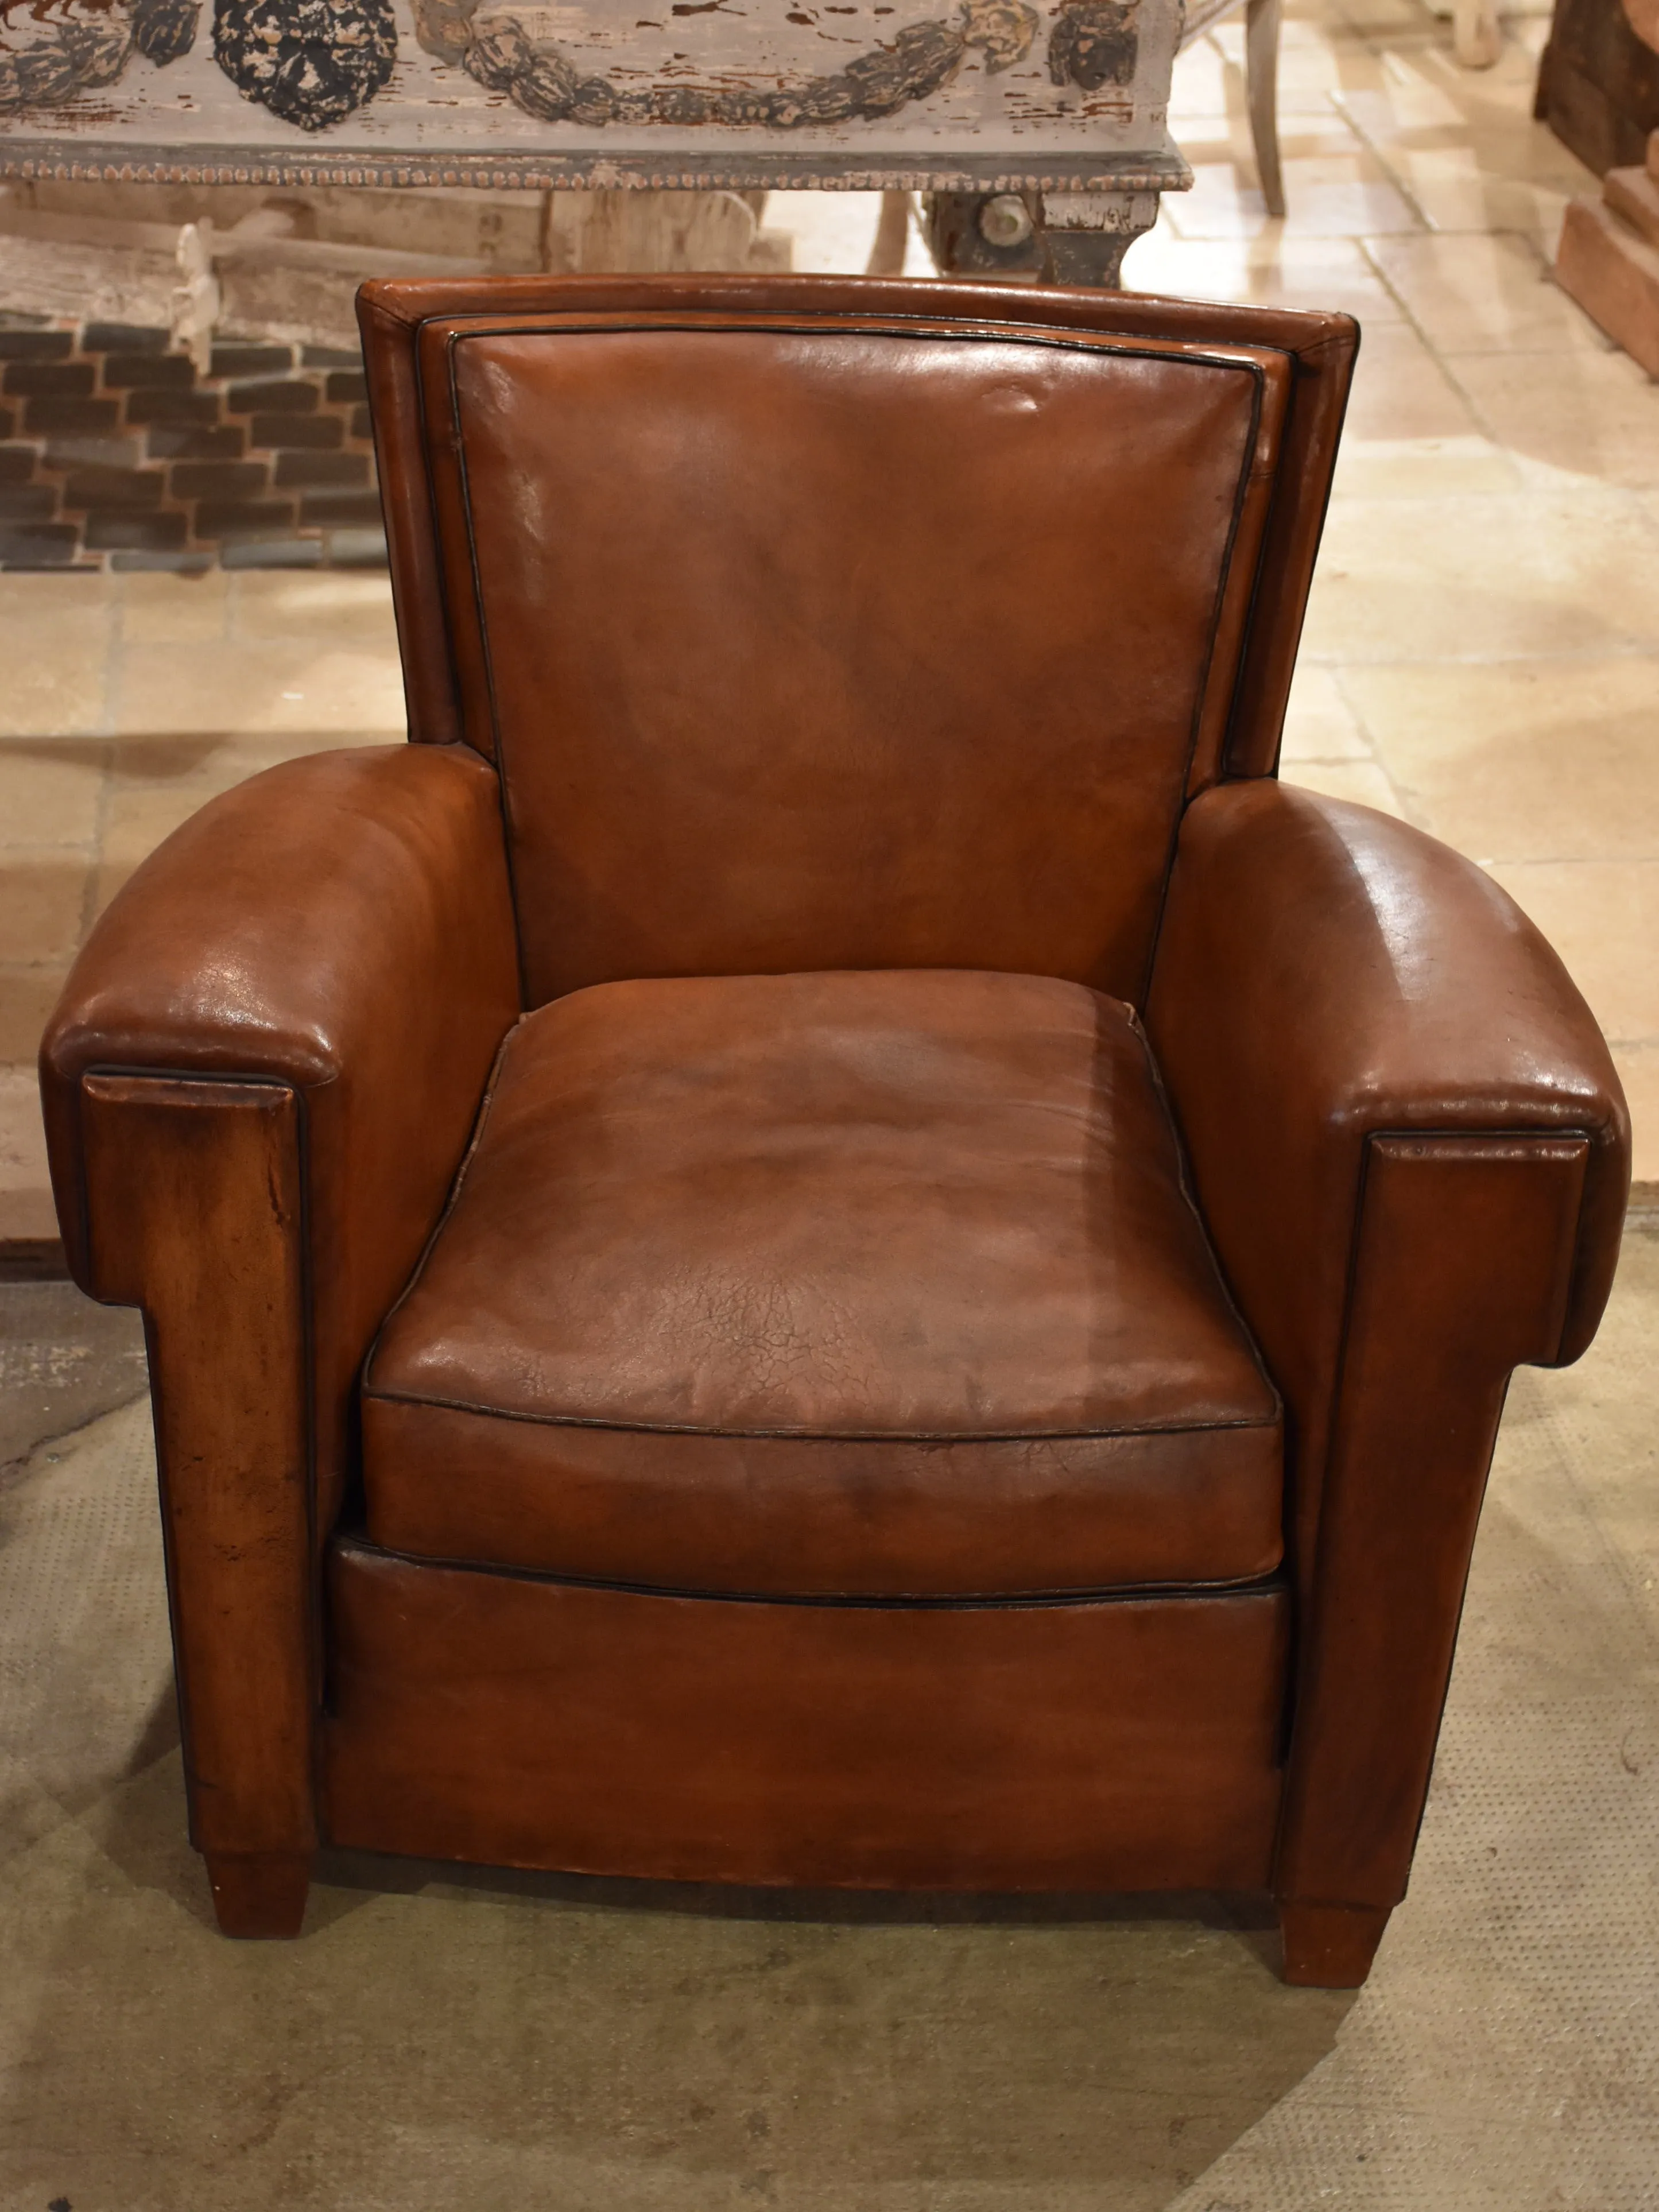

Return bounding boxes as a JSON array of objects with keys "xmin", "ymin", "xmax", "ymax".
[{"xmin": 0, "ymin": 1, "xmax": 1189, "ymax": 195}]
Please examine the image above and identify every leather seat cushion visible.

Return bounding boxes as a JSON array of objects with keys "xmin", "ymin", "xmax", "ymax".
[{"xmin": 362, "ymin": 970, "xmax": 1284, "ymax": 1598}]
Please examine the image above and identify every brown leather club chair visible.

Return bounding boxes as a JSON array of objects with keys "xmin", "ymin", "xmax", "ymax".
[{"xmin": 40, "ymin": 276, "xmax": 1630, "ymax": 1986}]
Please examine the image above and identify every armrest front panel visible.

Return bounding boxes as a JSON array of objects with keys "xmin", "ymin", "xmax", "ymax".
[
  {"xmin": 1147, "ymin": 781, "xmax": 1630, "ymax": 1911},
  {"xmin": 41, "ymin": 742, "xmax": 522, "ymax": 1539}
]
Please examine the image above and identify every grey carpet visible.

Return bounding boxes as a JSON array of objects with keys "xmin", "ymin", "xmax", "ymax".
[{"xmin": 1, "ymin": 1234, "xmax": 1655, "ymax": 2209}]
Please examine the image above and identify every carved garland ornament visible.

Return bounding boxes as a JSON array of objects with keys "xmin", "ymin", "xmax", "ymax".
[
  {"xmin": 0, "ymin": 0, "xmax": 1138, "ymax": 130},
  {"xmin": 421, "ymin": 0, "xmax": 1042, "ymax": 129}
]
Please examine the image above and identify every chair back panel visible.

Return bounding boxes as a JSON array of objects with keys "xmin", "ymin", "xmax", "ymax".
[{"xmin": 358, "ymin": 284, "xmax": 1355, "ymax": 1006}]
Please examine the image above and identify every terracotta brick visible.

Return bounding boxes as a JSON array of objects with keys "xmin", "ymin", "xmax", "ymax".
[
  {"xmin": 84, "ymin": 322, "xmax": 168, "ymax": 354},
  {"xmin": 0, "ymin": 485, "xmax": 57, "ymax": 523},
  {"xmin": 100, "ymin": 351, "xmax": 195, "ymax": 390},
  {"xmin": 209, "ymin": 343, "xmax": 293, "ymax": 379},
  {"xmin": 84, "ymin": 510, "xmax": 188, "ymax": 552},
  {"xmin": 125, "ymin": 388, "xmax": 219, "ymax": 427},
  {"xmin": 193, "ymin": 498, "xmax": 299, "ymax": 540},
  {"xmin": 144, "ymin": 423, "xmax": 245, "ymax": 462},
  {"xmin": 170, "ymin": 459, "xmax": 270, "ymax": 500},
  {"xmin": 272, "ymin": 448, "xmax": 369, "ymax": 488},
  {"xmin": 1555, "ymin": 194, "xmax": 1659, "ymax": 378},
  {"xmin": 4, "ymin": 362, "xmax": 94, "ymax": 398},
  {"xmin": 350, "ymin": 404, "xmax": 373, "ymax": 440},
  {"xmin": 226, "ymin": 378, "xmax": 317, "ymax": 415},
  {"xmin": 0, "ymin": 521, "xmax": 79, "ymax": 564},
  {"xmin": 297, "ymin": 488, "xmax": 383, "ymax": 529},
  {"xmin": 0, "ymin": 446, "xmax": 33, "ymax": 483},
  {"xmin": 44, "ymin": 436, "xmax": 142, "ymax": 471},
  {"xmin": 324, "ymin": 370, "xmax": 369, "ymax": 404},
  {"xmin": 24, "ymin": 398, "xmax": 119, "ymax": 437},
  {"xmin": 63, "ymin": 467, "xmax": 165, "ymax": 512},
  {"xmin": 250, "ymin": 413, "xmax": 342, "ymax": 450},
  {"xmin": 0, "ymin": 331, "xmax": 73, "ymax": 362}
]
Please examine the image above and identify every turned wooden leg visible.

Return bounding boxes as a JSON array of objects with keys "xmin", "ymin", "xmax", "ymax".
[
  {"xmin": 1245, "ymin": 0, "xmax": 1287, "ymax": 220},
  {"xmin": 1279, "ymin": 1901, "xmax": 1391, "ymax": 1988},
  {"xmin": 204, "ymin": 1851, "xmax": 312, "ymax": 1939},
  {"xmin": 1453, "ymin": 0, "xmax": 1501, "ymax": 68}
]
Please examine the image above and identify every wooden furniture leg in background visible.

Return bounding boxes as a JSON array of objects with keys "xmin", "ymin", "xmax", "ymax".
[
  {"xmin": 1246, "ymin": 0, "xmax": 1288, "ymax": 217},
  {"xmin": 922, "ymin": 189, "xmax": 1160, "ymax": 287},
  {"xmin": 1455, "ymin": 0, "xmax": 1503, "ymax": 66}
]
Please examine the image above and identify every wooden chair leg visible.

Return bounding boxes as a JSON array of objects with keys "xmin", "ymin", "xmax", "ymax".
[
  {"xmin": 1453, "ymin": 0, "xmax": 1502, "ymax": 68},
  {"xmin": 1279, "ymin": 1901, "xmax": 1391, "ymax": 1988},
  {"xmin": 204, "ymin": 1851, "xmax": 312, "ymax": 1939},
  {"xmin": 866, "ymin": 191, "xmax": 913, "ymax": 277},
  {"xmin": 1245, "ymin": 0, "xmax": 1287, "ymax": 220}
]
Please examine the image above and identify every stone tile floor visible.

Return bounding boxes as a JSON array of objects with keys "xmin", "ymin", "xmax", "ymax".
[{"xmin": 0, "ymin": 0, "xmax": 1654, "ymax": 1237}]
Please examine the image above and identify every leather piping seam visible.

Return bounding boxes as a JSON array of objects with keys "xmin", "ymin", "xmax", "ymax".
[
  {"xmin": 1253, "ymin": 327, "xmax": 1359, "ymax": 782},
  {"xmin": 1126, "ymin": 1000, "xmax": 1282, "ymax": 1417},
  {"xmin": 359, "ymin": 1019, "xmax": 517, "ymax": 1400},
  {"xmin": 1135, "ymin": 358, "xmax": 1265, "ymax": 1008},
  {"xmin": 359, "ymin": 1385, "xmax": 1282, "ymax": 1444},
  {"xmin": 402, "ymin": 309, "xmax": 469, "ymax": 751},
  {"xmin": 333, "ymin": 1533, "xmax": 1290, "ymax": 1612},
  {"xmin": 437, "ymin": 316, "xmax": 1271, "ymax": 991},
  {"xmin": 76, "ymin": 1063, "xmax": 323, "ymax": 1839}
]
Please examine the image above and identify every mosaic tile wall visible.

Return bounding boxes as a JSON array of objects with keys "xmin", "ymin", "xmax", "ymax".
[{"xmin": 0, "ymin": 314, "xmax": 386, "ymax": 571}]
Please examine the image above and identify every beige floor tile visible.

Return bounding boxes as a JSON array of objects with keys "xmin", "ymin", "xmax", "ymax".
[
  {"xmin": 114, "ymin": 638, "xmax": 406, "ymax": 737},
  {"xmin": 1344, "ymin": 658, "xmax": 1659, "ymax": 861},
  {"xmin": 1364, "ymin": 230, "xmax": 1613, "ymax": 354},
  {"xmin": 1484, "ymin": 859, "xmax": 1659, "ymax": 1043},
  {"xmin": 1303, "ymin": 487, "xmax": 1659, "ymax": 661},
  {"xmin": 0, "ymin": 581, "xmax": 114, "ymax": 739},
  {"xmin": 117, "ymin": 568, "xmax": 231, "ymax": 647},
  {"xmin": 230, "ymin": 571, "xmax": 401, "ymax": 646},
  {"xmin": 1339, "ymin": 319, "xmax": 1487, "ymax": 442},
  {"xmin": 1165, "ymin": 134, "xmax": 1424, "ymax": 241},
  {"xmin": 1125, "ymin": 223, "xmax": 1406, "ymax": 320},
  {"xmin": 0, "ymin": 745, "xmax": 106, "ymax": 847},
  {"xmin": 1611, "ymin": 1041, "xmax": 1659, "ymax": 1186},
  {"xmin": 1278, "ymin": 663, "xmax": 1375, "ymax": 761},
  {"xmin": 0, "ymin": 962, "xmax": 71, "ymax": 1062},
  {"xmin": 1208, "ymin": 15, "xmax": 1397, "ymax": 110},
  {"xmin": 1451, "ymin": 348, "xmax": 1659, "ymax": 492},
  {"xmin": 1333, "ymin": 432, "xmax": 1524, "ymax": 497},
  {"xmin": 0, "ymin": 1062, "xmax": 53, "ymax": 1239},
  {"xmin": 0, "ymin": 853, "xmax": 90, "ymax": 966},
  {"xmin": 1280, "ymin": 757, "xmax": 1409, "ymax": 813}
]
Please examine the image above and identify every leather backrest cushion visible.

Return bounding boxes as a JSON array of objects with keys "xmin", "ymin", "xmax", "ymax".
[{"xmin": 421, "ymin": 314, "xmax": 1289, "ymax": 1005}]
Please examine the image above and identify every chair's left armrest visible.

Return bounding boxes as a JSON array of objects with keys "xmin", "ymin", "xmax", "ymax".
[
  {"xmin": 38, "ymin": 744, "xmax": 520, "ymax": 1912},
  {"xmin": 1146, "ymin": 779, "xmax": 1629, "ymax": 1950},
  {"xmin": 43, "ymin": 742, "xmax": 521, "ymax": 1524}
]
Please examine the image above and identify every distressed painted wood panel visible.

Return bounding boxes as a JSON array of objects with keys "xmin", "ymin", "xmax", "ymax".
[{"xmin": 0, "ymin": 0, "xmax": 1187, "ymax": 189}]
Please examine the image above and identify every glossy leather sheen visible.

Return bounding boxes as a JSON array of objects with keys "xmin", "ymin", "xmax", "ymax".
[
  {"xmin": 364, "ymin": 969, "xmax": 1282, "ymax": 1596},
  {"xmin": 357, "ymin": 276, "xmax": 1358, "ymax": 784},
  {"xmin": 371, "ymin": 293, "xmax": 1302, "ymax": 1005},
  {"xmin": 38, "ymin": 280, "xmax": 1629, "ymax": 1973},
  {"xmin": 323, "ymin": 1540, "xmax": 1290, "ymax": 1891},
  {"xmin": 40, "ymin": 745, "xmax": 521, "ymax": 1535},
  {"xmin": 1146, "ymin": 781, "xmax": 1630, "ymax": 1582}
]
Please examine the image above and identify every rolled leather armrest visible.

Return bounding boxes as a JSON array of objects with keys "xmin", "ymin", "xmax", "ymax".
[
  {"xmin": 41, "ymin": 741, "xmax": 521, "ymax": 1536},
  {"xmin": 39, "ymin": 741, "xmax": 520, "ymax": 1875},
  {"xmin": 1146, "ymin": 779, "xmax": 1629, "ymax": 1914}
]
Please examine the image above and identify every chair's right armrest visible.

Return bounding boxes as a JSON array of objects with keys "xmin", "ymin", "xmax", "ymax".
[{"xmin": 1145, "ymin": 779, "xmax": 1629, "ymax": 1960}]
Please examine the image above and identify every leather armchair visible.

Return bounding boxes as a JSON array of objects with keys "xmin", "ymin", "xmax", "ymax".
[{"xmin": 40, "ymin": 276, "xmax": 1629, "ymax": 1985}]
